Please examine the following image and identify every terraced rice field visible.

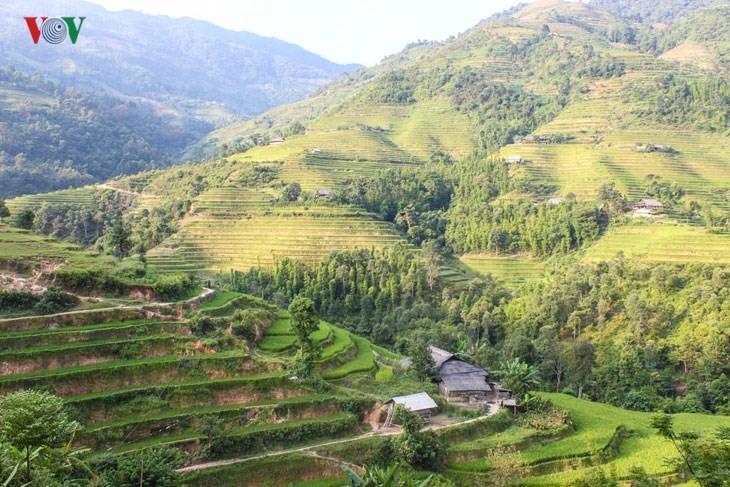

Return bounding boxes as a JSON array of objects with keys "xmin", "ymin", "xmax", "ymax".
[
  {"xmin": 4, "ymin": 187, "xmax": 97, "ymax": 214},
  {"xmin": 0, "ymin": 293, "xmax": 383, "ymax": 468},
  {"xmin": 445, "ymin": 393, "xmax": 730, "ymax": 485},
  {"xmin": 460, "ymin": 254, "xmax": 545, "ymax": 287},
  {"xmin": 583, "ymin": 223, "xmax": 730, "ymax": 264},
  {"xmin": 502, "ymin": 128, "xmax": 730, "ymax": 212},
  {"xmin": 147, "ymin": 207, "xmax": 406, "ymax": 274}
]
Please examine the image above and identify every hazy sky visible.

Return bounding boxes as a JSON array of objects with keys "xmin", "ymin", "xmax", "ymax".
[{"xmin": 85, "ymin": 0, "xmax": 525, "ymax": 66}]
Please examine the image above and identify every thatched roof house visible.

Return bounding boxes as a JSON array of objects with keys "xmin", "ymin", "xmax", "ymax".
[{"xmin": 429, "ymin": 346, "xmax": 511, "ymax": 403}]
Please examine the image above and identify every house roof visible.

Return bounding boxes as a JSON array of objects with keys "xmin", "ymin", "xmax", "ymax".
[
  {"xmin": 387, "ymin": 392, "xmax": 438, "ymax": 412},
  {"xmin": 637, "ymin": 198, "xmax": 663, "ymax": 207},
  {"xmin": 316, "ymin": 189, "xmax": 332, "ymax": 196},
  {"xmin": 441, "ymin": 373, "xmax": 491, "ymax": 393},
  {"xmin": 429, "ymin": 345, "xmax": 455, "ymax": 369}
]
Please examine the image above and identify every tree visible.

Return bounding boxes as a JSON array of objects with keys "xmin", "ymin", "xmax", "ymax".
[
  {"xmin": 342, "ymin": 463, "xmax": 434, "ymax": 487},
  {"xmin": 565, "ymin": 340, "xmax": 595, "ymax": 399},
  {"xmin": 282, "ymin": 182, "xmax": 302, "ymax": 202},
  {"xmin": 408, "ymin": 340, "xmax": 435, "ymax": 383},
  {"xmin": 0, "ymin": 200, "xmax": 9, "ymax": 220},
  {"xmin": 597, "ymin": 181, "xmax": 627, "ymax": 215},
  {"xmin": 12, "ymin": 209, "xmax": 34, "ymax": 230},
  {"xmin": 99, "ymin": 445, "xmax": 184, "ymax": 487},
  {"xmin": 421, "ymin": 240, "xmax": 441, "ymax": 292},
  {"xmin": 389, "ymin": 405, "xmax": 445, "ymax": 472},
  {"xmin": 485, "ymin": 445, "xmax": 526, "ymax": 487},
  {"xmin": 107, "ymin": 219, "xmax": 132, "ymax": 260},
  {"xmin": 499, "ymin": 358, "xmax": 540, "ymax": 402},
  {"xmin": 0, "ymin": 390, "xmax": 79, "ymax": 480},
  {"xmin": 288, "ymin": 296, "xmax": 321, "ymax": 371},
  {"xmin": 651, "ymin": 414, "xmax": 697, "ymax": 480}
]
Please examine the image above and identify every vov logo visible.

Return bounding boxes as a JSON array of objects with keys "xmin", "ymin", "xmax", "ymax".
[{"xmin": 24, "ymin": 17, "xmax": 86, "ymax": 44}]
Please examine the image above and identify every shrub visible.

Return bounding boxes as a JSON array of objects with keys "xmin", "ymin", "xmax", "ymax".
[{"xmin": 33, "ymin": 286, "xmax": 80, "ymax": 314}]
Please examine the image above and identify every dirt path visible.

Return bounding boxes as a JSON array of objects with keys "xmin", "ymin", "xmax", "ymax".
[
  {"xmin": 177, "ymin": 405, "xmax": 501, "ymax": 474},
  {"xmin": 0, "ymin": 287, "xmax": 215, "ymax": 324}
]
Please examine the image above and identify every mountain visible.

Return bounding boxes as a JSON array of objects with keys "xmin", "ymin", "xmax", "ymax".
[
  {"xmin": 14, "ymin": 0, "xmax": 729, "ymax": 272},
  {"xmin": 0, "ymin": 0, "xmax": 361, "ymax": 123}
]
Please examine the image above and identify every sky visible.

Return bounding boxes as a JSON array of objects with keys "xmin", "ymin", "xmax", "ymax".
[{"xmin": 85, "ymin": 0, "xmax": 525, "ymax": 66}]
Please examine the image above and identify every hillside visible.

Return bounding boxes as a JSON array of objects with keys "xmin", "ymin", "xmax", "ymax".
[
  {"xmin": 591, "ymin": 0, "xmax": 729, "ymax": 23},
  {"xmin": 3, "ymin": 1, "xmax": 730, "ymax": 485},
  {"xmin": 0, "ymin": 67, "xmax": 213, "ymax": 199},
  {"xmin": 33, "ymin": 0, "xmax": 724, "ymax": 276},
  {"xmin": 0, "ymin": 0, "xmax": 360, "ymax": 122}
]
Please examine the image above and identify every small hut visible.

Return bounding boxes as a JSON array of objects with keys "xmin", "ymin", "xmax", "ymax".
[{"xmin": 384, "ymin": 392, "xmax": 438, "ymax": 424}]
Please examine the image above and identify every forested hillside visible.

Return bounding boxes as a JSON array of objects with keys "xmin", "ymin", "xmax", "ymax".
[
  {"xmin": 0, "ymin": 67, "xmax": 211, "ymax": 199},
  {"xmin": 591, "ymin": 0, "xmax": 728, "ymax": 23}
]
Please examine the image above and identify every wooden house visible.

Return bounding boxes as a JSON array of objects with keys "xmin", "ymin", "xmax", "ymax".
[
  {"xmin": 269, "ymin": 137, "xmax": 285, "ymax": 145},
  {"xmin": 429, "ymin": 346, "xmax": 511, "ymax": 403},
  {"xmin": 384, "ymin": 392, "xmax": 438, "ymax": 424}
]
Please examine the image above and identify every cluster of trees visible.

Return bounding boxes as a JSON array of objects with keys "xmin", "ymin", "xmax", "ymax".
[
  {"xmin": 231, "ymin": 244, "xmax": 730, "ymax": 416},
  {"xmin": 0, "ymin": 390, "xmax": 184, "ymax": 486},
  {"xmin": 0, "ymin": 66, "xmax": 211, "ymax": 199},
  {"xmin": 628, "ymin": 74, "xmax": 730, "ymax": 132},
  {"xmin": 0, "ymin": 287, "xmax": 79, "ymax": 316}
]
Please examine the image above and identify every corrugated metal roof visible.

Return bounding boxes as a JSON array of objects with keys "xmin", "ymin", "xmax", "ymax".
[{"xmin": 388, "ymin": 392, "xmax": 438, "ymax": 412}]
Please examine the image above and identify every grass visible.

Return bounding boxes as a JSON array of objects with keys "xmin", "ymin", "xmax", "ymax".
[
  {"xmin": 583, "ymin": 223, "xmax": 730, "ymax": 264},
  {"xmin": 85, "ymin": 394, "xmax": 333, "ymax": 433},
  {"xmin": 460, "ymin": 254, "xmax": 545, "ymax": 287},
  {"xmin": 322, "ymin": 335, "xmax": 375, "ymax": 379},
  {"xmin": 447, "ymin": 393, "xmax": 730, "ymax": 484},
  {"xmin": 198, "ymin": 292, "xmax": 243, "ymax": 310},
  {"xmin": 375, "ymin": 364, "xmax": 394, "ymax": 382}
]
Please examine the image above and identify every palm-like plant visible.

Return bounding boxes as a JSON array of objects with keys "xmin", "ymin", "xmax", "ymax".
[
  {"xmin": 499, "ymin": 358, "xmax": 540, "ymax": 402},
  {"xmin": 341, "ymin": 463, "xmax": 434, "ymax": 487}
]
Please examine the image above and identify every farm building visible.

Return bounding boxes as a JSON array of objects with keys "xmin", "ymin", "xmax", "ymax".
[
  {"xmin": 429, "ymin": 346, "xmax": 511, "ymax": 404},
  {"xmin": 311, "ymin": 148, "xmax": 321, "ymax": 154},
  {"xmin": 269, "ymin": 137, "xmax": 285, "ymax": 145},
  {"xmin": 547, "ymin": 197, "xmax": 566, "ymax": 205},
  {"xmin": 316, "ymin": 189, "xmax": 332, "ymax": 198},
  {"xmin": 632, "ymin": 198, "xmax": 664, "ymax": 211},
  {"xmin": 384, "ymin": 392, "xmax": 438, "ymax": 424},
  {"xmin": 507, "ymin": 155, "xmax": 524, "ymax": 164}
]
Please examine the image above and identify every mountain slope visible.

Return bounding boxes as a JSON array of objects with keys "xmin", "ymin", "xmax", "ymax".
[
  {"xmin": 11, "ymin": 0, "xmax": 730, "ymax": 274},
  {"xmin": 591, "ymin": 0, "xmax": 729, "ymax": 23},
  {"xmin": 0, "ymin": 67, "xmax": 211, "ymax": 199},
  {"xmin": 0, "ymin": 0, "xmax": 361, "ymax": 122}
]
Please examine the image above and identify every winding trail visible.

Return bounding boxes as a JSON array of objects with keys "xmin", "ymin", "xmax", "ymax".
[
  {"xmin": 0, "ymin": 287, "xmax": 215, "ymax": 325},
  {"xmin": 177, "ymin": 405, "xmax": 500, "ymax": 474}
]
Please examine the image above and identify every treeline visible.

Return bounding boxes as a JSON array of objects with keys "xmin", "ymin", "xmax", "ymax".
[
  {"xmin": 336, "ymin": 155, "xmax": 606, "ymax": 257},
  {"xmin": 230, "ymin": 247, "xmax": 730, "ymax": 415},
  {"xmin": 0, "ymin": 66, "xmax": 212, "ymax": 199},
  {"xmin": 226, "ymin": 246, "xmax": 509, "ymax": 349}
]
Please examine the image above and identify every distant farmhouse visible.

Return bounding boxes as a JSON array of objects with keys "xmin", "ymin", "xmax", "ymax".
[
  {"xmin": 316, "ymin": 189, "xmax": 332, "ymax": 198},
  {"xmin": 632, "ymin": 198, "xmax": 664, "ymax": 211},
  {"xmin": 269, "ymin": 137, "xmax": 285, "ymax": 145},
  {"xmin": 507, "ymin": 155, "xmax": 525, "ymax": 164},
  {"xmin": 429, "ymin": 346, "xmax": 512, "ymax": 404}
]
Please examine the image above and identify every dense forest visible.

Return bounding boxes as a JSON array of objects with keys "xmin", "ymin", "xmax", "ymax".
[
  {"xmin": 229, "ymin": 252, "xmax": 730, "ymax": 415},
  {"xmin": 591, "ymin": 0, "xmax": 727, "ymax": 23},
  {"xmin": 0, "ymin": 67, "xmax": 212, "ymax": 199}
]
